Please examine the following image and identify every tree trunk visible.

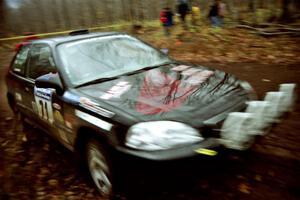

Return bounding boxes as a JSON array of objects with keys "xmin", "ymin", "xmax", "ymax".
[
  {"xmin": 61, "ymin": 0, "xmax": 71, "ymax": 29},
  {"xmin": 267, "ymin": 0, "xmax": 277, "ymax": 22},
  {"xmin": 138, "ymin": 0, "xmax": 145, "ymax": 23},
  {"xmin": 281, "ymin": 0, "xmax": 292, "ymax": 22},
  {"xmin": 121, "ymin": 0, "xmax": 128, "ymax": 21},
  {"xmin": 248, "ymin": 0, "xmax": 257, "ymax": 24},
  {"xmin": 0, "ymin": 0, "xmax": 5, "ymax": 36},
  {"xmin": 88, "ymin": 0, "xmax": 98, "ymax": 27},
  {"xmin": 52, "ymin": 0, "xmax": 62, "ymax": 30},
  {"xmin": 128, "ymin": 0, "xmax": 135, "ymax": 23}
]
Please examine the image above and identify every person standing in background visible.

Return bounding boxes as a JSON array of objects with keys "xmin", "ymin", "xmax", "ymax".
[
  {"xmin": 208, "ymin": 0, "xmax": 226, "ymax": 27},
  {"xmin": 177, "ymin": 0, "xmax": 190, "ymax": 29},
  {"xmin": 218, "ymin": 0, "xmax": 227, "ymax": 26},
  {"xmin": 160, "ymin": 7, "xmax": 174, "ymax": 36},
  {"xmin": 208, "ymin": 0, "xmax": 220, "ymax": 27}
]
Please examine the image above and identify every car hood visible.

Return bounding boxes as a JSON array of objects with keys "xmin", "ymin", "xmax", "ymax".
[{"xmin": 77, "ymin": 63, "xmax": 250, "ymax": 127}]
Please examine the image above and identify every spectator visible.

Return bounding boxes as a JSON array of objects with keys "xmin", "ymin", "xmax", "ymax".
[
  {"xmin": 191, "ymin": 5, "xmax": 201, "ymax": 26},
  {"xmin": 177, "ymin": 0, "xmax": 190, "ymax": 29},
  {"xmin": 208, "ymin": 0, "xmax": 220, "ymax": 27},
  {"xmin": 208, "ymin": 0, "xmax": 226, "ymax": 27},
  {"xmin": 218, "ymin": 0, "xmax": 227, "ymax": 26},
  {"xmin": 160, "ymin": 7, "xmax": 174, "ymax": 36}
]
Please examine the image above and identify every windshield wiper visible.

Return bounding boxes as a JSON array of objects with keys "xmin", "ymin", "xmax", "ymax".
[
  {"xmin": 123, "ymin": 61, "xmax": 176, "ymax": 76},
  {"xmin": 75, "ymin": 76, "xmax": 119, "ymax": 88},
  {"xmin": 75, "ymin": 61, "xmax": 175, "ymax": 88}
]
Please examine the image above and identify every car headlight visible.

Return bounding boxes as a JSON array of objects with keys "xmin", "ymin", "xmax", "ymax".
[{"xmin": 125, "ymin": 121, "xmax": 203, "ymax": 151}]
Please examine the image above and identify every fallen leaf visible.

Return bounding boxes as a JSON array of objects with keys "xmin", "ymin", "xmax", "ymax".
[
  {"xmin": 43, "ymin": 144, "xmax": 49, "ymax": 151},
  {"xmin": 36, "ymin": 191, "xmax": 46, "ymax": 196},
  {"xmin": 255, "ymin": 175, "xmax": 262, "ymax": 182},
  {"xmin": 268, "ymin": 171, "xmax": 275, "ymax": 176},
  {"xmin": 48, "ymin": 179, "xmax": 58, "ymax": 186},
  {"xmin": 64, "ymin": 191, "xmax": 74, "ymax": 196},
  {"xmin": 22, "ymin": 134, "xmax": 27, "ymax": 142},
  {"xmin": 5, "ymin": 117, "xmax": 13, "ymax": 121},
  {"xmin": 238, "ymin": 183, "xmax": 251, "ymax": 194},
  {"xmin": 262, "ymin": 79, "xmax": 271, "ymax": 82},
  {"xmin": 237, "ymin": 175, "xmax": 245, "ymax": 179},
  {"xmin": 40, "ymin": 167, "xmax": 50, "ymax": 175}
]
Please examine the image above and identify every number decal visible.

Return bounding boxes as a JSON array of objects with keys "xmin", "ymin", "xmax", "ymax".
[{"xmin": 34, "ymin": 87, "xmax": 54, "ymax": 124}]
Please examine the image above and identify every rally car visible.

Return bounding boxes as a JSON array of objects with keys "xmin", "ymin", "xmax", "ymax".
[{"xmin": 5, "ymin": 30, "xmax": 296, "ymax": 198}]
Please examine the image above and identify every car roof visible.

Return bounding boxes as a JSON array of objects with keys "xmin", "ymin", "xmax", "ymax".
[{"xmin": 30, "ymin": 31, "xmax": 124, "ymax": 46}]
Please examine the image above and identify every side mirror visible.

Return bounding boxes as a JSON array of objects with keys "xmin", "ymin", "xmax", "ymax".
[{"xmin": 35, "ymin": 73, "xmax": 64, "ymax": 95}]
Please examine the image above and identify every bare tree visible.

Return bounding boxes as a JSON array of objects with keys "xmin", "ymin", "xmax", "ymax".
[
  {"xmin": 103, "ymin": 0, "xmax": 112, "ymax": 24},
  {"xmin": 61, "ymin": 0, "xmax": 71, "ymax": 29},
  {"xmin": 281, "ymin": 0, "xmax": 292, "ymax": 22},
  {"xmin": 138, "ymin": 0, "xmax": 145, "ymax": 22},
  {"xmin": 121, "ymin": 0, "xmax": 129, "ymax": 21},
  {"xmin": 0, "ymin": 0, "xmax": 5, "ymax": 36},
  {"xmin": 128, "ymin": 0, "xmax": 135, "ymax": 23},
  {"xmin": 248, "ymin": 0, "xmax": 257, "ymax": 24}
]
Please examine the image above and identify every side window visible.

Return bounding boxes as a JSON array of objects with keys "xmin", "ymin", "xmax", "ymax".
[
  {"xmin": 27, "ymin": 44, "xmax": 57, "ymax": 80},
  {"xmin": 11, "ymin": 45, "xmax": 30, "ymax": 76}
]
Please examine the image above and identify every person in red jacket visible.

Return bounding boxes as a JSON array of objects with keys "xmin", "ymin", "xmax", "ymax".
[{"xmin": 160, "ymin": 7, "xmax": 174, "ymax": 36}]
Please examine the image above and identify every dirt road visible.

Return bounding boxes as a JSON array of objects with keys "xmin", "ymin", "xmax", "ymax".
[{"xmin": 0, "ymin": 44, "xmax": 299, "ymax": 200}]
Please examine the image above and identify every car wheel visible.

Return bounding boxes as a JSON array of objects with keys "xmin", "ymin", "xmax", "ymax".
[
  {"xmin": 86, "ymin": 139, "xmax": 113, "ymax": 199},
  {"xmin": 7, "ymin": 95, "xmax": 18, "ymax": 114},
  {"xmin": 9, "ymin": 100, "xmax": 29, "ymax": 130}
]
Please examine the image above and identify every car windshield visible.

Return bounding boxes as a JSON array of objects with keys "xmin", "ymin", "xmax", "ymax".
[{"xmin": 57, "ymin": 35, "xmax": 171, "ymax": 86}]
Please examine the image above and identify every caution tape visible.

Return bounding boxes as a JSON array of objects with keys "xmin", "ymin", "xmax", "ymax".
[{"xmin": 0, "ymin": 23, "xmax": 130, "ymax": 42}]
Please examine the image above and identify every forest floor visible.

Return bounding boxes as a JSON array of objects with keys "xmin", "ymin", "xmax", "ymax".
[{"xmin": 0, "ymin": 25, "xmax": 300, "ymax": 200}]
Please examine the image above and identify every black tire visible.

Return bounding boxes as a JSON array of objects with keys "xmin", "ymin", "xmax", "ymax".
[
  {"xmin": 12, "ymin": 106, "xmax": 30, "ymax": 131},
  {"xmin": 7, "ymin": 95, "xmax": 18, "ymax": 114},
  {"xmin": 8, "ymin": 97, "xmax": 28, "ymax": 130},
  {"xmin": 85, "ymin": 138, "xmax": 114, "ymax": 199}
]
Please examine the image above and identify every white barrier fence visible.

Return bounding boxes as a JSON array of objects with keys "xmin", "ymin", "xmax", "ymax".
[{"xmin": 221, "ymin": 83, "xmax": 297, "ymax": 150}]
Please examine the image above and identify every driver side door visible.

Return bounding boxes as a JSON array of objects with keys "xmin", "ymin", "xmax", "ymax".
[{"xmin": 24, "ymin": 43, "xmax": 57, "ymax": 131}]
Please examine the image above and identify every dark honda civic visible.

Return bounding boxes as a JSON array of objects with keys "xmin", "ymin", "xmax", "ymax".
[{"xmin": 7, "ymin": 30, "xmax": 288, "ymax": 199}]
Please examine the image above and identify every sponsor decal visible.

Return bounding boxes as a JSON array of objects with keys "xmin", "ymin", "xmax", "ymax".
[
  {"xmin": 171, "ymin": 65, "xmax": 190, "ymax": 71},
  {"xmin": 100, "ymin": 81, "xmax": 131, "ymax": 100},
  {"xmin": 185, "ymin": 70, "xmax": 215, "ymax": 85},
  {"xmin": 181, "ymin": 68, "xmax": 203, "ymax": 76},
  {"xmin": 34, "ymin": 88, "xmax": 53, "ymax": 100},
  {"xmin": 75, "ymin": 110, "xmax": 112, "ymax": 131},
  {"xmin": 136, "ymin": 69, "xmax": 214, "ymax": 115},
  {"xmin": 172, "ymin": 66, "xmax": 215, "ymax": 84},
  {"xmin": 79, "ymin": 97, "xmax": 115, "ymax": 118},
  {"xmin": 15, "ymin": 92, "xmax": 22, "ymax": 101},
  {"xmin": 136, "ymin": 70, "xmax": 197, "ymax": 114},
  {"xmin": 34, "ymin": 87, "xmax": 54, "ymax": 124}
]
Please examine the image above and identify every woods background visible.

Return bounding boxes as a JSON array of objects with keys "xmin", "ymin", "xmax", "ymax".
[{"xmin": 0, "ymin": 0, "xmax": 300, "ymax": 37}]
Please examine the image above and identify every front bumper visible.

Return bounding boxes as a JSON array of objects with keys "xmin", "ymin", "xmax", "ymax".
[
  {"xmin": 115, "ymin": 138, "xmax": 222, "ymax": 161},
  {"xmin": 116, "ymin": 83, "xmax": 297, "ymax": 160}
]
